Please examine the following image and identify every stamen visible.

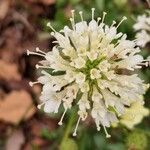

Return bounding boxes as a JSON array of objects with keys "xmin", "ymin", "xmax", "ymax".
[
  {"xmin": 36, "ymin": 47, "xmax": 46, "ymax": 54},
  {"xmin": 58, "ymin": 108, "xmax": 67, "ymax": 125},
  {"xmin": 102, "ymin": 12, "xmax": 107, "ymax": 23},
  {"xmin": 91, "ymin": 8, "xmax": 95, "ymax": 20},
  {"xmin": 36, "ymin": 64, "xmax": 51, "ymax": 69},
  {"xmin": 103, "ymin": 126, "xmax": 111, "ymax": 138},
  {"xmin": 37, "ymin": 102, "xmax": 46, "ymax": 109},
  {"xmin": 29, "ymin": 81, "xmax": 39, "ymax": 87},
  {"xmin": 70, "ymin": 18, "xmax": 75, "ymax": 31},
  {"xmin": 116, "ymin": 16, "xmax": 127, "ymax": 28},
  {"xmin": 79, "ymin": 11, "xmax": 84, "ymax": 22},
  {"xmin": 111, "ymin": 20, "xmax": 116, "ymax": 27},
  {"xmin": 97, "ymin": 17, "xmax": 101, "ymax": 24},
  {"xmin": 27, "ymin": 50, "xmax": 45, "ymax": 57},
  {"xmin": 73, "ymin": 117, "xmax": 81, "ymax": 136},
  {"xmin": 95, "ymin": 120, "xmax": 101, "ymax": 131},
  {"xmin": 138, "ymin": 62, "xmax": 149, "ymax": 67},
  {"xmin": 47, "ymin": 22, "xmax": 57, "ymax": 32},
  {"xmin": 52, "ymin": 41, "xmax": 58, "ymax": 44},
  {"xmin": 51, "ymin": 32, "xmax": 55, "ymax": 36}
]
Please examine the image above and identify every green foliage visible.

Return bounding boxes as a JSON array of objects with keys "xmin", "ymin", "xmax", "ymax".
[
  {"xmin": 60, "ymin": 138, "xmax": 78, "ymax": 150},
  {"xmin": 126, "ymin": 130, "xmax": 148, "ymax": 150},
  {"xmin": 39, "ymin": 0, "xmax": 150, "ymax": 149}
]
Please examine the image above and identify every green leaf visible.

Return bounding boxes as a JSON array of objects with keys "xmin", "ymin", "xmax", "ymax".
[
  {"xmin": 44, "ymin": 68, "xmax": 66, "ymax": 76},
  {"xmin": 60, "ymin": 138, "xmax": 78, "ymax": 150}
]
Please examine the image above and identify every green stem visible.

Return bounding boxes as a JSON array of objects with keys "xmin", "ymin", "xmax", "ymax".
[{"xmin": 59, "ymin": 109, "xmax": 76, "ymax": 149}]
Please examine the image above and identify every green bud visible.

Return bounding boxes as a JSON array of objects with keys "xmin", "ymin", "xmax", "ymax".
[{"xmin": 126, "ymin": 130, "xmax": 148, "ymax": 150}]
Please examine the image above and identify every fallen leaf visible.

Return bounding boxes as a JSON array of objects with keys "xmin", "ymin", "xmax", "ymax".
[
  {"xmin": 5, "ymin": 129, "xmax": 25, "ymax": 150},
  {"xmin": 0, "ymin": 0, "xmax": 11, "ymax": 20},
  {"xmin": 0, "ymin": 60, "xmax": 21, "ymax": 81},
  {"xmin": 24, "ymin": 106, "xmax": 36, "ymax": 120},
  {"xmin": 0, "ymin": 90, "xmax": 36, "ymax": 124}
]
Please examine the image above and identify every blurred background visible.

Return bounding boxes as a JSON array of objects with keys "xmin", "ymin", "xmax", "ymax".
[{"xmin": 0, "ymin": 0, "xmax": 150, "ymax": 150}]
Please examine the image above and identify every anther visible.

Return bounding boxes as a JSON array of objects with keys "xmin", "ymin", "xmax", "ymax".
[
  {"xmin": 51, "ymin": 32, "xmax": 55, "ymax": 36},
  {"xmin": 37, "ymin": 103, "xmax": 45, "ymax": 109},
  {"xmin": 36, "ymin": 47, "xmax": 46, "ymax": 54},
  {"xmin": 73, "ymin": 117, "xmax": 81, "ymax": 136},
  {"xmin": 97, "ymin": 17, "xmax": 101, "ymax": 24},
  {"xmin": 111, "ymin": 20, "xmax": 116, "ymax": 27},
  {"xmin": 138, "ymin": 62, "xmax": 149, "ymax": 67},
  {"xmin": 58, "ymin": 108, "xmax": 67, "ymax": 126}
]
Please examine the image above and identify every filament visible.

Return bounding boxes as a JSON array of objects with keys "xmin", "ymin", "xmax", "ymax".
[
  {"xmin": 58, "ymin": 108, "xmax": 67, "ymax": 125},
  {"xmin": 70, "ymin": 18, "xmax": 75, "ymax": 31},
  {"xmin": 103, "ymin": 126, "xmax": 111, "ymax": 138},
  {"xmin": 111, "ymin": 20, "xmax": 116, "ymax": 28},
  {"xmin": 36, "ymin": 47, "xmax": 46, "ymax": 54},
  {"xmin": 97, "ymin": 17, "xmax": 101, "ymax": 24},
  {"xmin": 79, "ymin": 11, "xmax": 84, "ymax": 22},
  {"xmin": 73, "ymin": 117, "xmax": 81, "ymax": 136},
  {"xmin": 102, "ymin": 12, "xmax": 107, "ymax": 23},
  {"xmin": 91, "ymin": 8, "xmax": 95, "ymax": 20},
  {"xmin": 27, "ymin": 50, "xmax": 45, "ymax": 57},
  {"xmin": 29, "ymin": 81, "xmax": 39, "ymax": 87},
  {"xmin": 35, "ymin": 64, "xmax": 51, "ymax": 69},
  {"xmin": 138, "ymin": 62, "xmax": 149, "ymax": 67},
  {"xmin": 47, "ymin": 22, "xmax": 57, "ymax": 32},
  {"xmin": 116, "ymin": 16, "xmax": 127, "ymax": 28},
  {"xmin": 37, "ymin": 102, "xmax": 45, "ymax": 109},
  {"xmin": 95, "ymin": 120, "xmax": 101, "ymax": 131}
]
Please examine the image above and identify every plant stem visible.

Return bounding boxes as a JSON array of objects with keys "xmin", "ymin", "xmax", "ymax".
[{"xmin": 59, "ymin": 108, "xmax": 76, "ymax": 149}]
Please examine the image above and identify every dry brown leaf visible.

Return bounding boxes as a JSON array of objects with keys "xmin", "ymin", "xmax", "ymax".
[
  {"xmin": 5, "ymin": 130, "xmax": 25, "ymax": 150},
  {"xmin": 24, "ymin": 106, "xmax": 36, "ymax": 120},
  {"xmin": 0, "ymin": 60, "xmax": 21, "ymax": 81},
  {"xmin": 0, "ymin": 0, "xmax": 11, "ymax": 20},
  {"xmin": 0, "ymin": 90, "xmax": 36, "ymax": 124}
]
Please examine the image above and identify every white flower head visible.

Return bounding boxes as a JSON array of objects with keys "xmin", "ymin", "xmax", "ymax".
[
  {"xmin": 28, "ymin": 9, "xmax": 149, "ymax": 138},
  {"xmin": 134, "ymin": 12, "xmax": 150, "ymax": 47}
]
